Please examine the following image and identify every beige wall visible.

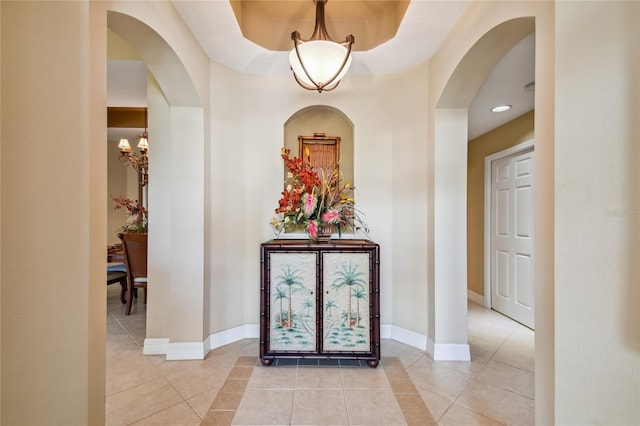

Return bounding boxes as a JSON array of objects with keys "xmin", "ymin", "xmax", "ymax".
[
  {"xmin": 216, "ymin": 69, "xmax": 421, "ymax": 335},
  {"xmin": 208, "ymin": 61, "xmax": 248, "ymax": 331},
  {"xmin": 555, "ymin": 1, "xmax": 640, "ymax": 423},
  {"xmin": 467, "ymin": 110, "xmax": 534, "ymax": 296},
  {"xmin": 1, "ymin": 1, "xmax": 107, "ymax": 424}
]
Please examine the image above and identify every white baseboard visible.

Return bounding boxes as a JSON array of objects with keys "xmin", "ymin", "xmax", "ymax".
[
  {"xmin": 467, "ymin": 290, "xmax": 487, "ymax": 307},
  {"xmin": 145, "ymin": 323, "xmax": 470, "ymax": 361},
  {"xmin": 142, "ymin": 326, "xmax": 259, "ymax": 360},
  {"xmin": 143, "ymin": 338, "xmax": 170, "ymax": 355},
  {"xmin": 167, "ymin": 338, "xmax": 210, "ymax": 360},
  {"xmin": 209, "ymin": 324, "xmax": 259, "ymax": 350},
  {"xmin": 427, "ymin": 337, "xmax": 471, "ymax": 361},
  {"xmin": 143, "ymin": 337, "xmax": 211, "ymax": 360},
  {"xmin": 384, "ymin": 324, "xmax": 427, "ymax": 351}
]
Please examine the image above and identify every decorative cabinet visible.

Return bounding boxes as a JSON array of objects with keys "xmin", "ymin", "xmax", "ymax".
[{"xmin": 260, "ymin": 239, "xmax": 380, "ymax": 367}]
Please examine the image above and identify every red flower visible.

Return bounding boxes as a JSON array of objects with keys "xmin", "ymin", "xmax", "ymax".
[{"xmin": 272, "ymin": 148, "xmax": 369, "ymax": 240}]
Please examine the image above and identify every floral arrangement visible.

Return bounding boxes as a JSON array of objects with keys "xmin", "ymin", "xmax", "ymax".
[
  {"xmin": 271, "ymin": 148, "xmax": 368, "ymax": 241},
  {"xmin": 113, "ymin": 196, "xmax": 148, "ymax": 233}
]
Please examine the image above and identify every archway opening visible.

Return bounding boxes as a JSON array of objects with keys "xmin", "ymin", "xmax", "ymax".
[
  {"xmin": 430, "ymin": 17, "xmax": 535, "ymax": 362},
  {"xmin": 106, "ymin": 10, "xmax": 208, "ymax": 361}
]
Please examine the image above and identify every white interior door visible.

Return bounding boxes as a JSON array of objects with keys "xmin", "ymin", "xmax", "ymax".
[{"xmin": 490, "ymin": 148, "xmax": 534, "ymax": 328}]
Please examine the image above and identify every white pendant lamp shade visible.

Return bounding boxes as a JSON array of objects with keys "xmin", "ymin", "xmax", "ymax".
[
  {"xmin": 289, "ymin": 0, "xmax": 354, "ymax": 93},
  {"xmin": 289, "ymin": 40, "xmax": 353, "ymax": 91}
]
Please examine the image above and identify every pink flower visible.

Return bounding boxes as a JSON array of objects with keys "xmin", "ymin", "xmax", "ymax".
[
  {"xmin": 321, "ymin": 209, "xmax": 340, "ymax": 224},
  {"xmin": 301, "ymin": 192, "xmax": 318, "ymax": 217},
  {"xmin": 307, "ymin": 221, "xmax": 318, "ymax": 241}
]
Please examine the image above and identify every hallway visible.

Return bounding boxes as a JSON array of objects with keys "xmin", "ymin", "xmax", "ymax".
[{"xmin": 106, "ymin": 285, "xmax": 534, "ymax": 425}]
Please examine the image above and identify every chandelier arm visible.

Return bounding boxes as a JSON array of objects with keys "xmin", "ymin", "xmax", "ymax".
[
  {"xmin": 320, "ymin": 35, "xmax": 353, "ymax": 89},
  {"xmin": 292, "ymin": 70, "xmax": 322, "ymax": 92},
  {"xmin": 310, "ymin": 0, "xmax": 331, "ymax": 41},
  {"xmin": 316, "ymin": 80, "xmax": 340, "ymax": 92},
  {"xmin": 119, "ymin": 152, "xmax": 148, "ymax": 174},
  {"xmin": 292, "ymin": 38, "xmax": 323, "ymax": 92}
]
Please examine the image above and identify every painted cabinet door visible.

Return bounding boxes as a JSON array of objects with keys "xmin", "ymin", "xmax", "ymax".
[
  {"xmin": 322, "ymin": 252, "xmax": 371, "ymax": 352},
  {"xmin": 268, "ymin": 252, "xmax": 317, "ymax": 351}
]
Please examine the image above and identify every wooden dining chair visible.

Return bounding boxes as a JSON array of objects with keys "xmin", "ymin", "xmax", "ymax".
[
  {"xmin": 118, "ymin": 232, "xmax": 148, "ymax": 315},
  {"xmin": 107, "ymin": 263, "xmax": 127, "ymax": 304}
]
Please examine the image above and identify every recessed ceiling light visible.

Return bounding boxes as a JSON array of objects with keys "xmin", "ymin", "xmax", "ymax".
[{"xmin": 491, "ymin": 105, "xmax": 512, "ymax": 113}]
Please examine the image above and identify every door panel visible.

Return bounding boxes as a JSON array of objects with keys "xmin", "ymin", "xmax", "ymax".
[
  {"xmin": 516, "ymin": 253, "xmax": 532, "ymax": 308},
  {"xmin": 496, "ymin": 250, "xmax": 510, "ymax": 298},
  {"xmin": 268, "ymin": 252, "xmax": 317, "ymax": 351},
  {"xmin": 516, "ymin": 186, "xmax": 533, "ymax": 237},
  {"xmin": 490, "ymin": 148, "xmax": 534, "ymax": 328},
  {"xmin": 496, "ymin": 189, "xmax": 510, "ymax": 236},
  {"xmin": 322, "ymin": 252, "xmax": 371, "ymax": 352}
]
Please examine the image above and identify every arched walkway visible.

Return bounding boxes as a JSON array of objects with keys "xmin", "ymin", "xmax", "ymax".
[
  {"xmin": 107, "ymin": 9, "xmax": 210, "ymax": 360},
  {"xmin": 429, "ymin": 17, "xmax": 535, "ymax": 361},
  {"xmin": 428, "ymin": 6, "xmax": 555, "ymax": 422}
]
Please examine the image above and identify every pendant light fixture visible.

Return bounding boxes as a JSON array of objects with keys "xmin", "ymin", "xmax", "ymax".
[{"xmin": 289, "ymin": 0, "xmax": 355, "ymax": 93}]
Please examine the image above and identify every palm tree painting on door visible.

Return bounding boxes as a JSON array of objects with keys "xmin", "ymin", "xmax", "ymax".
[
  {"xmin": 269, "ymin": 252, "xmax": 317, "ymax": 351},
  {"xmin": 323, "ymin": 252, "xmax": 370, "ymax": 352}
]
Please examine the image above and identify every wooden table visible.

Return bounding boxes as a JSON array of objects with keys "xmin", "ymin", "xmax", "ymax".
[{"xmin": 108, "ymin": 245, "xmax": 124, "ymax": 263}]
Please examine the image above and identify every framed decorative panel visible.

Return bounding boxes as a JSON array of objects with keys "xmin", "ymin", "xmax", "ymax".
[
  {"xmin": 268, "ymin": 252, "xmax": 317, "ymax": 351},
  {"xmin": 299, "ymin": 133, "xmax": 340, "ymax": 179},
  {"xmin": 322, "ymin": 252, "xmax": 370, "ymax": 352}
]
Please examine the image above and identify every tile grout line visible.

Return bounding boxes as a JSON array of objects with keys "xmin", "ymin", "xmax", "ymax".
[
  {"xmin": 438, "ymin": 322, "xmax": 516, "ymax": 426},
  {"xmin": 110, "ymin": 311, "xmax": 144, "ymax": 350},
  {"xmin": 107, "ymin": 311, "xmax": 200, "ymax": 425},
  {"xmin": 339, "ymin": 364, "xmax": 353, "ymax": 425}
]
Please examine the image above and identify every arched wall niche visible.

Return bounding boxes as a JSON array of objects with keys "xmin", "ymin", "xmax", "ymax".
[{"xmin": 284, "ymin": 105, "xmax": 355, "ymax": 188}]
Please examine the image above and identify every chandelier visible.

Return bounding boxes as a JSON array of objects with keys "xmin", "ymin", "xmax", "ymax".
[
  {"xmin": 289, "ymin": 0, "xmax": 354, "ymax": 93},
  {"xmin": 118, "ymin": 130, "xmax": 149, "ymax": 188}
]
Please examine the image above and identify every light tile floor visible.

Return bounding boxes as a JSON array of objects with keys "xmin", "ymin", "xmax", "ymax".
[{"xmin": 106, "ymin": 285, "xmax": 534, "ymax": 425}]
